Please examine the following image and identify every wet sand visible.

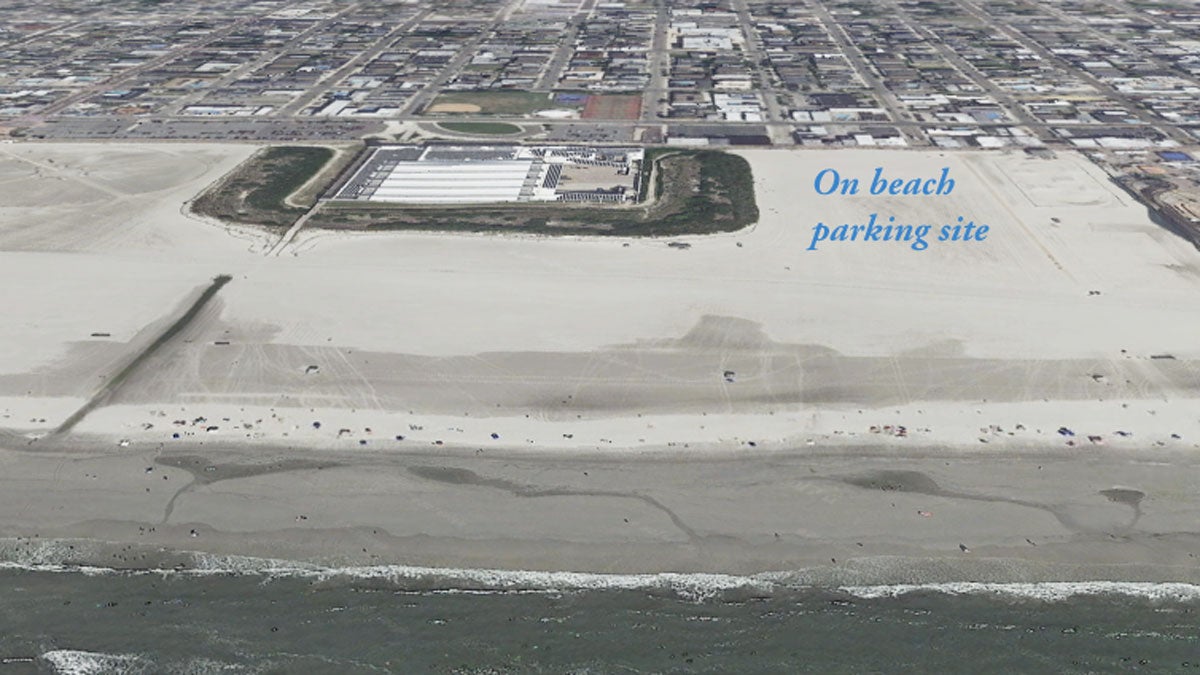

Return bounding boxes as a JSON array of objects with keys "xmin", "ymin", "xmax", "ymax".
[{"xmin": 1, "ymin": 439, "xmax": 1198, "ymax": 582}]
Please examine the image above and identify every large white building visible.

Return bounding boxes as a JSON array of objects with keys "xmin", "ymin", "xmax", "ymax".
[
  {"xmin": 334, "ymin": 145, "xmax": 644, "ymax": 205},
  {"xmin": 371, "ymin": 160, "xmax": 534, "ymax": 204}
]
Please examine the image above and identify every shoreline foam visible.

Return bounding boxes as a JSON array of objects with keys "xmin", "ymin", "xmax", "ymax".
[{"xmin": 4, "ymin": 551, "xmax": 1200, "ymax": 605}]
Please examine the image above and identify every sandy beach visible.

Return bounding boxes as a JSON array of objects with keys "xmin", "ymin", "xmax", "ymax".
[
  {"xmin": 1, "ymin": 440, "xmax": 1199, "ymax": 583},
  {"xmin": 1, "ymin": 142, "xmax": 1198, "ymax": 579}
]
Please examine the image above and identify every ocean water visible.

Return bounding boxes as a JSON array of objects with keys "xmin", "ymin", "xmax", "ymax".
[{"xmin": 2, "ymin": 562, "xmax": 1198, "ymax": 674}]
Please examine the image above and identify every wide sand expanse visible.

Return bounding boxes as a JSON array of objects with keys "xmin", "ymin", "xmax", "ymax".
[
  {"xmin": 1, "ymin": 142, "xmax": 1198, "ymax": 578},
  {"xmin": 2, "ymin": 441, "xmax": 1199, "ymax": 581}
]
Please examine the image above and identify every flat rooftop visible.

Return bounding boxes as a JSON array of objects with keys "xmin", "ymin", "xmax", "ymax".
[
  {"xmin": 371, "ymin": 160, "xmax": 534, "ymax": 204},
  {"xmin": 333, "ymin": 144, "xmax": 645, "ymax": 205}
]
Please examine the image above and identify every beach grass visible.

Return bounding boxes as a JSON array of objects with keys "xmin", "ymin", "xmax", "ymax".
[{"xmin": 191, "ymin": 146, "xmax": 335, "ymax": 228}]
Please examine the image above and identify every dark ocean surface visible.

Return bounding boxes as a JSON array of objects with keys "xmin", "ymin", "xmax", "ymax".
[{"xmin": 2, "ymin": 562, "xmax": 1198, "ymax": 674}]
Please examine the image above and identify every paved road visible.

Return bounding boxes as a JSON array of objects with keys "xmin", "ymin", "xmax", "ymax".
[
  {"xmin": 89, "ymin": 111, "xmax": 1199, "ymax": 143},
  {"xmin": 883, "ymin": 0, "xmax": 1052, "ymax": 143},
  {"xmin": 159, "ymin": 3, "xmax": 368, "ymax": 117},
  {"xmin": 14, "ymin": 2, "xmax": 288, "ymax": 124},
  {"xmin": 729, "ymin": 0, "xmax": 788, "ymax": 143},
  {"xmin": 277, "ymin": 7, "xmax": 431, "ymax": 117},
  {"xmin": 535, "ymin": 0, "xmax": 598, "ymax": 91},
  {"xmin": 953, "ymin": 0, "xmax": 1191, "ymax": 145},
  {"xmin": 806, "ymin": 0, "xmax": 928, "ymax": 147},
  {"xmin": 398, "ymin": 0, "xmax": 527, "ymax": 116},
  {"xmin": 640, "ymin": 1, "xmax": 672, "ymax": 122}
]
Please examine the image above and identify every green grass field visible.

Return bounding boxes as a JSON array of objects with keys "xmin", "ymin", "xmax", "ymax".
[
  {"xmin": 426, "ymin": 91, "xmax": 563, "ymax": 115},
  {"xmin": 436, "ymin": 121, "xmax": 525, "ymax": 135}
]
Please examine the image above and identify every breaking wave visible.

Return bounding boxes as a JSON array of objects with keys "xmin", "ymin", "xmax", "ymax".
[
  {"xmin": 37, "ymin": 651, "xmax": 246, "ymax": 675},
  {"xmin": 39, "ymin": 650, "xmax": 152, "ymax": 675},
  {"xmin": 3, "ymin": 542, "xmax": 1199, "ymax": 604},
  {"xmin": 839, "ymin": 581, "xmax": 1200, "ymax": 603}
]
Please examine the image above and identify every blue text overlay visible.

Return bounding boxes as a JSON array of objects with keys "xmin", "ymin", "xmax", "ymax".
[{"xmin": 807, "ymin": 167, "xmax": 990, "ymax": 252}]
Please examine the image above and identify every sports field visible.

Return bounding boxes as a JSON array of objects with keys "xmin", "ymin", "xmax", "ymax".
[
  {"xmin": 435, "ymin": 122, "xmax": 524, "ymax": 135},
  {"xmin": 581, "ymin": 95, "xmax": 642, "ymax": 120},
  {"xmin": 426, "ymin": 91, "xmax": 562, "ymax": 116}
]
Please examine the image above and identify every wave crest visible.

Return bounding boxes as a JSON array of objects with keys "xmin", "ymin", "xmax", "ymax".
[
  {"xmin": 39, "ymin": 650, "xmax": 151, "ymax": 675},
  {"xmin": 839, "ymin": 581, "xmax": 1200, "ymax": 602},
  {"xmin": 4, "ymin": 542, "xmax": 1200, "ymax": 604}
]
